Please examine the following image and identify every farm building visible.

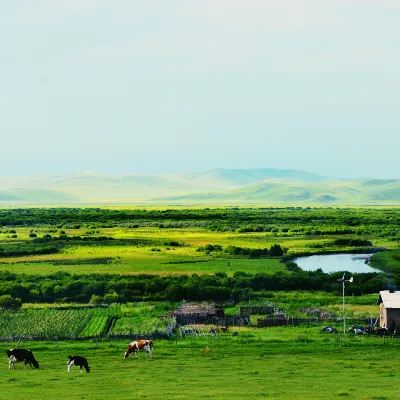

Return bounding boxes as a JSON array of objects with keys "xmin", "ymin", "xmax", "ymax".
[
  {"xmin": 167, "ymin": 303, "xmax": 250, "ymax": 326},
  {"xmin": 171, "ymin": 303, "xmax": 225, "ymax": 325},
  {"xmin": 377, "ymin": 290, "xmax": 400, "ymax": 330}
]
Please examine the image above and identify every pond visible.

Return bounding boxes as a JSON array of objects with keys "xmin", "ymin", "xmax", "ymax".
[{"xmin": 294, "ymin": 253, "xmax": 381, "ymax": 274}]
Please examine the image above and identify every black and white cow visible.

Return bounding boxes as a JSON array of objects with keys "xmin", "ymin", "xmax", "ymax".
[
  {"xmin": 67, "ymin": 356, "xmax": 90, "ymax": 373},
  {"xmin": 7, "ymin": 349, "xmax": 39, "ymax": 369}
]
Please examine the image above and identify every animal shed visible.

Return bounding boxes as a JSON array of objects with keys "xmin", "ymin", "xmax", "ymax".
[
  {"xmin": 170, "ymin": 303, "xmax": 250, "ymax": 326},
  {"xmin": 171, "ymin": 303, "xmax": 224, "ymax": 325},
  {"xmin": 377, "ymin": 290, "xmax": 400, "ymax": 331}
]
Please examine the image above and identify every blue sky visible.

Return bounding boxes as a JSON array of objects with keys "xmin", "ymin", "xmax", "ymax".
[{"xmin": 1, "ymin": 0, "xmax": 399, "ymax": 178}]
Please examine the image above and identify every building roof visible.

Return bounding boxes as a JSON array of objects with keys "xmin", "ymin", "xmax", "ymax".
[
  {"xmin": 377, "ymin": 290, "xmax": 400, "ymax": 308},
  {"xmin": 173, "ymin": 303, "xmax": 221, "ymax": 316}
]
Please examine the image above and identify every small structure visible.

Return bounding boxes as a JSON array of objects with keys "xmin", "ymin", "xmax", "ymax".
[
  {"xmin": 377, "ymin": 290, "xmax": 400, "ymax": 330},
  {"xmin": 297, "ymin": 307, "xmax": 336, "ymax": 321},
  {"xmin": 172, "ymin": 303, "xmax": 225, "ymax": 325},
  {"xmin": 169, "ymin": 303, "xmax": 250, "ymax": 326},
  {"xmin": 240, "ymin": 305, "xmax": 274, "ymax": 315}
]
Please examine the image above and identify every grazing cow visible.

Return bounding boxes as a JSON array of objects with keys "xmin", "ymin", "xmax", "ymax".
[
  {"xmin": 67, "ymin": 356, "xmax": 90, "ymax": 373},
  {"xmin": 218, "ymin": 326, "xmax": 228, "ymax": 332},
  {"xmin": 348, "ymin": 325, "xmax": 367, "ymax": 335},
  {"xmin": 124, "ymin": 340, "xmax": 153, "ymax": 359},
  {"xmin": 7, "ymin": 349, "xmax": 39, "ymax": 369},
  {"xmin": 321, "ymin": 326, "xmax": 338, "ymax": 334},
  {"xmin": 373, "ymin": 327, "xmax": 388, "ymax": 337},
  {"xmin": 364, "ymin": 326, "xmax": 374, "ymax": 335}
]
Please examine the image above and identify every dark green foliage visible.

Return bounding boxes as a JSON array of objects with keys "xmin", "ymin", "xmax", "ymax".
[
  {"xmin": 286, "ymin": 261, "xmax": 302, "ymax": 272},
  {"xmin": 0, "ymin": 294, "xmax": 22, "ymax": 310},
  {"xmin": 0, "ymin": 242, "xmax": 59, "ymax": 257},
  {"xmin": 164, "ymin": 241, "xmax": 183, "ymax": 247},
  {"xmin": 333, "ymin": 238, "xmax": 373, "ymax": 246},
  {"xmin": 0, "ymin": 268, "xmax": 388, "ymax": 304},
  {"xmin": 269, "ymin": 244, "xmax": 284, "ymax": 256},
  {"xmin": 197, "ymin": 244, "xmax": 223, "ymax": 252},
  {"xmin": 224, "ymin": 244, "xmax": 284, "ymax": 258},
  {"xmin": 50, "ymin": 257, "xmax": 114, "ymax": 265},
  {"xmin": 1, "ymin": 207, "xmax": 399, "ymax": 236}
]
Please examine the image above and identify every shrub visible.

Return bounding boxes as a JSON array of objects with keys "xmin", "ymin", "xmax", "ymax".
[
  {"xmin": 165, "ymin": 241, "xmax": 183, "ymax": 247},
  {"xmin": 0, "ymin": 295, "xmax": 22, "ymax": 310}
]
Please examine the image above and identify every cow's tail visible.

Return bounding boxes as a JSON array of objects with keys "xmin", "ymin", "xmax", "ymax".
[{"xmin": 30, "ymin": 353, "xmax": 39, "ymax": 369}]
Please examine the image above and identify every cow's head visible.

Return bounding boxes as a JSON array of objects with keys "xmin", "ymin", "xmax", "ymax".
[{"xmin": 124, "ymin": 343, "xmax": 137, "ymax": 359}]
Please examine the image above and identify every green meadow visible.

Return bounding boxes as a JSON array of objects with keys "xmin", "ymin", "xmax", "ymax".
[
  {"xmin": 0, "ymin": 224, "xmax": 396, "ymax": 276},
  {"xmin": 0, "ymin": 226, "xmax": 306, "ymax": 275},
  {"xmin": 1, "ymin": 331, "xmax": 400, "ymax": 400}
]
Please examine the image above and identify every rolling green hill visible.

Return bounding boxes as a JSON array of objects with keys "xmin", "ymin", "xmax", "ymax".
[{"xmin": 1, "ymin": 168, "xmax": 400, "ymax": 204}]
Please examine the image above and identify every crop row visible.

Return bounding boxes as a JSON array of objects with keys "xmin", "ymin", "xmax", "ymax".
[
  {"xmin": 0, "ymin": 304, "xmax": 174, "ymax": 339},
  {"xmin": 79, "ymin": 316, "xmax": 110, "ymax": 337},
  {"xmin": 0, "ymin": 309, "xmax": 91, "ymax": 339}
]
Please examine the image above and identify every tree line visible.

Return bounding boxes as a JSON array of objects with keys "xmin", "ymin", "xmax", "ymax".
[
  {"xmin": 0, "ymin": 267, "xmax": 393, "ymax": 305},
  {"xmin": 1, "ymin": 208, "xmax": 400, "ymax": 238}
]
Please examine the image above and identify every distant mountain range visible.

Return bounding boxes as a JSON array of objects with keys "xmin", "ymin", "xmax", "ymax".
[{"xmin": 1, "ymin": 168, "xmax": 400, "ymax": 204}]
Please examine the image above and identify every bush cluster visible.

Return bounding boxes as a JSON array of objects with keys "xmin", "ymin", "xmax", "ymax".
[{"xmin": 0, "ymin": 268, "xmax": 390, "ymax": 305}]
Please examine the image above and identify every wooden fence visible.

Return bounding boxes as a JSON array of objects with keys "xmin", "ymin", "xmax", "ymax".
[
  {"xmin": 0, "ymin": 332, "xmax": 172, "ymax": 343},
  {"xmin": 240, "ymin": 306, "xmax": 274, "ymax": 315},
  {"xmin": 176, "ymin": 313, "xmax": 250, "ymax": 326},
  {"xmin": 257, "ymin": 317, "xmax": 318, "ymax": 327}
]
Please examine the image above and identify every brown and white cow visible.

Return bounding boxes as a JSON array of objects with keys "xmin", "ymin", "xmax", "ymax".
[{"xmin": 124, "ymin": 340, "xmax": 153, "ymax": 359}]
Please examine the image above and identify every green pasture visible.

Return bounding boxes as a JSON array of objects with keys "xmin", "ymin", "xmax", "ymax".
[
  {"xmin": 1, "ymin": 331, "xmax": 400, "ymax": 400},
  {"xmin": 0, "ymin": 226, "xmax": 291, "ymax": 275},
  {"xmin": 0, "ymin": 255, "xmax": 284, "ymax": 275},
  {"xmin": 0, "ymin": 224, "xmax": 393, "ymax": 276}
]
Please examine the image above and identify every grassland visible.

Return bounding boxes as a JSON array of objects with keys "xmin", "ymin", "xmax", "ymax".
[
  {"xmin": 0, "ymin": 226, "xmax": 309, "ymax": 275},
  {"xmin": 0, "ymin": 225, "xmax": 395, "ymax": 276},
  {"xmin": 1, "ymin": 331, "xmax": 400, "ymax": 400}
]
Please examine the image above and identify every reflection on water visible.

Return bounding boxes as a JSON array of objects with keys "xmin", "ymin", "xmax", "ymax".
[{"xmin": 294, "ymin": 253, "xmax": 380, "ymax": 273}]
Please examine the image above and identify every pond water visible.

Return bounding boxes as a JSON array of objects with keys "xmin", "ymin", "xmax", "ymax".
[{"xmin": 294, "ymin": 253, "xmax": 381, "ymax": 274}]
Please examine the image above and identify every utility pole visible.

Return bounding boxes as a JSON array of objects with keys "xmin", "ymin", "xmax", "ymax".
[{"xmin": 337, "ymin": 273, "xmax": 353, "ymax": 334}]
